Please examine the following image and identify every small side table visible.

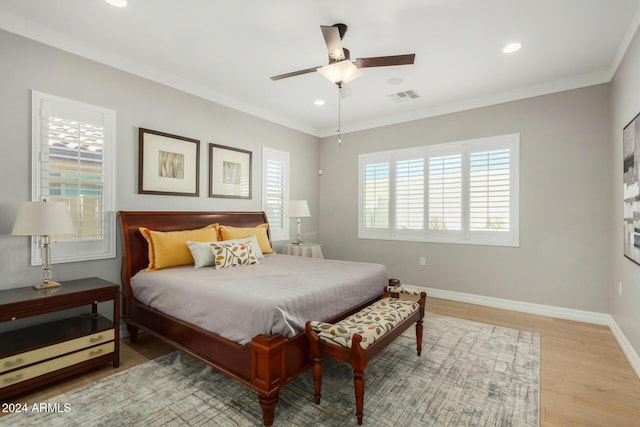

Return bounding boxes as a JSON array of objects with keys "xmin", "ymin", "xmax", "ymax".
[
  {"xmin": 284, "ymin": 243, "xmax": 324, "ymax": 259},
  {"xmin": 0, "ymin": 277, "xmax": 119, "ymax": 400}
]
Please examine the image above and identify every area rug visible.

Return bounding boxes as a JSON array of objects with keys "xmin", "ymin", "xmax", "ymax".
[{"xmin": 2, "ymin": 313, "xmax": 539, "ymax": 426}]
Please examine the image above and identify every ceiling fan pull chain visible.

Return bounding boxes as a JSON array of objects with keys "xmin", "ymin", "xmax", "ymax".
[{"xmin": 337, "ymin": 85, "xmax": 342, "ymax": 147}]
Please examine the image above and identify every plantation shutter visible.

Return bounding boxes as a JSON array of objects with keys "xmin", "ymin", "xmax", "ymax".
[
  {"xmin": 469, "ymin": 149, "xmax": 511, "ymax": 232},
  {"xmin": 262, "ymin": 147, "xmax": 289, "ymax": 241},
  {"xmin": 358, "ymin": 134, "xmax": 518, "ymax": 246},
  {"xmin": 428, "ymin": 153, "xmax": 462, "ymax": 232},
  {"xmin": 361, "ymin": 159, "xmax": 390, "ymax": 231},
  {"xmin": 395, "ymin": 158, "xmax": 424, "ymax": 231},
  {"xmin": 264, "ymin": 159, "xmax": 286, "ymax": 228},
  {"xmin": 32, "ymin": 91, "xmax": 116, "ymax": 264},
  {"xmin": 40, "ymin": 113, "xmax": 105, "ymax": 241}
]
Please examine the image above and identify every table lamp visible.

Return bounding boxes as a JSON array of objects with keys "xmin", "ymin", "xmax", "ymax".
[
  {"xmin": 12, "ymin": 200, "xmax": 75, "ymax": 290},
  {"xmin": 288, "ymin": 200, "xmax": 310, "ymax": 244}
]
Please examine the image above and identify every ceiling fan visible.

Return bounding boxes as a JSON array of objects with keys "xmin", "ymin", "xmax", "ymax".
[{"xmin": 270, "ymin": 23, "xmax": 415, "ymax": 85}]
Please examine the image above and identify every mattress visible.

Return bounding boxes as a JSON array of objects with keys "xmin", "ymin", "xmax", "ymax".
[{"xmin": 131, "ymin": 254, "xmax": 387, "ymax": 345}]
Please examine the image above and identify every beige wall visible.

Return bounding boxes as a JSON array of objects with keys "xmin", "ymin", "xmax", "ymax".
[
  {"xmin": 611, "ymin": 28, "xmax": 640, "ymax": 354},
  {"xmin": 318, "ymin": 84, "xmax": 612, "ymax": 313},
  {"xmin": 0, "ymin": 29, "xmax": 320, "ymax": 292}
]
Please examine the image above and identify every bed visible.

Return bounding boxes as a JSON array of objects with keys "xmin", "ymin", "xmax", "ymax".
[{"xmin": 118, "ymin": 211, "xmax": 386, "ymax": 426}]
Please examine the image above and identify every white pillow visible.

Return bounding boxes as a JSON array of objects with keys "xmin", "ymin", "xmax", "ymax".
[{"xmin": 187, "ymin": 235, "xmax": 264, "ymax": 268}]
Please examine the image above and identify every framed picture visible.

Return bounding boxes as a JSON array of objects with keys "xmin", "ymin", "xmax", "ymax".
[
  {"xmin": 623, "ymin": 113, "xmax": 640, "ymax": 265},
  {"xmin": 209, "ymin": 143, "xmax": 252, "ymax": 199},
  {"xmin": 138, "ymin": 128, "xmax": 200, "ymax": 196}
]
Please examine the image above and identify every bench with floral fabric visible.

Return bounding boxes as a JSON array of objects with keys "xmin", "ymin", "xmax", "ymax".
[{"xmin": 305, "ymin": 282, "xmax": 427, "ymax": 425}]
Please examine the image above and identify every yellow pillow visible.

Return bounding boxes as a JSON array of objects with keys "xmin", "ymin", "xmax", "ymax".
[
  {"xmin": 218, "ymin": 223, "xmax": 273, "ymax": 254},
  {"xmin": 140, "ymin": 224, "xmax": 219, "ymax": 271}
]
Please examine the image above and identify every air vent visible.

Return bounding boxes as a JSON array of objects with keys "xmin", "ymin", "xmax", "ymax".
[{"xmin": 388, "ymin": 90, "xmax": 420, "ymax": 103}]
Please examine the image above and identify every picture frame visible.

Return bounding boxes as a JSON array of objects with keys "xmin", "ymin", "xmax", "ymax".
[
  {"xmin": 138, "ymin": 128, "xmax": 200, "ymax": 197},
  {"xmin": 209, "ymin": 143, "xmax": 252, "ymax": 199},
  {"xmin": 623, "ymin": 112, "xmax": 640, "ymax": 265}
]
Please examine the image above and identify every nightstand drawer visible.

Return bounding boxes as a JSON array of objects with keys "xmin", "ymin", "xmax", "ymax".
[
  {"xmin": 0, "ymin": 342, "xmax": 114, "ymax": 388},
  {"xmin": 0, "ymin": 329, "xmax": 114, "ymax": 374}
]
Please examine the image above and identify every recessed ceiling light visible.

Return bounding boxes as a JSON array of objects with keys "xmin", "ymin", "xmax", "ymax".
[
  {"xmin": 502, "ymin": 43, "xmax": 522, "ymax": 54},
  {"xmin": 314, "ymin": 99, "xmax": 325, "ymax": 106},
  {"xmin": 105, "ymin": 0, "xmax": 127, "ymax": 7}
]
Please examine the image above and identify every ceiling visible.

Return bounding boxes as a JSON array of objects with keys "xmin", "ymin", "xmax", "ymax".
[{"xmin": 1, "ymin": 0, "xmax": 639, "ymax": 137}]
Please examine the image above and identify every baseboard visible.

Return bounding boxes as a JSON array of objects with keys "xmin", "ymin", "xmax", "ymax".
[
  {"xmin": 408, "ymin": 285, "xmax": 610, "ymax": 325},
  {"xmin": 609, "ymin": 316, "xmax": 640, "ymax": 380}
]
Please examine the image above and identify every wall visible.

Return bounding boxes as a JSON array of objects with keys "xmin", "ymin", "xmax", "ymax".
[
  {"xmin": 0, "ymin": 30, "xmax": 319, "ymax": 296},
  {"xmin": 319, "ymin": 84, "xmax": 611, "ymax": 313},
  {"xmin": 611, "ymin": 28, "xmax": 640, "ymax": 357},
  {"xmin": 0, "ymin": 27, "xmax": 620, "ymax": 332}
]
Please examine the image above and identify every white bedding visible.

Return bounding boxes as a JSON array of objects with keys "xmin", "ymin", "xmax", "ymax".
[{"xmin": 131, "ymin": 254, "xmax": 387, "ymax": 345}]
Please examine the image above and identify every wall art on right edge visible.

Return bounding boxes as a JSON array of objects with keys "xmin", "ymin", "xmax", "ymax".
[
  {"xmin": 209, "ymin": 143, "xmax": 252, "ymax": 199},
  {"xmin": 623, "ymin": 112, "xmax": 640, "ymax": 265}
]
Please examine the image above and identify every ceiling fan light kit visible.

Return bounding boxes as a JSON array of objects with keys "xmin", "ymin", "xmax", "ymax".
[{"xmin": 317, "ymin": 60, "xmax": 362, "ymax": 84}]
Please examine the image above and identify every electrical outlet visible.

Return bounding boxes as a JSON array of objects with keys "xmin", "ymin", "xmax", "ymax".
[
  {"xmin": 419, "ymin": 257, "xmax": 426, "ymax": 266},
  {"xmin": 619, "ymin": 281, "xmax": 623, "ymax": 296}
]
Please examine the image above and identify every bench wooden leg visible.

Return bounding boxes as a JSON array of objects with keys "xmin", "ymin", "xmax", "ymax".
[
  {"xmin": 353, "ymin": 368, "xmax": 365, "ymax": 425},
  {"xmin": 416, "ymin": 318, "xmax": 424, "ymax": 356},
  {"xmin": 351, "ymin": 334, "xmax": 367, "ymax": 425},
  {"xmin": 312, "ymin": 353, "xmax": 323, "ymax": 404}
]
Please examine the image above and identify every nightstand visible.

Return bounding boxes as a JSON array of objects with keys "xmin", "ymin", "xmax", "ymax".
[
  {"xmin": 284, "ymin": 243, "xmax": 324, "ymax": 259},
  {"xmin": 0, "ymin": 277, "xmax": 119, "ymax": 399}
]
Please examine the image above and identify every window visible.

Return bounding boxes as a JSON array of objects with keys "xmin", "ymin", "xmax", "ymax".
[
  {"xmin": 262, "ymin": 147, "xmax": 290, "ymax": 241},
  {"xmin": 32, "ymin": 91, "xmax": 116, "ymax": 264},
  {"xmin": 358, "ymin": 134, "xmax": 519, "ymax": 246}
]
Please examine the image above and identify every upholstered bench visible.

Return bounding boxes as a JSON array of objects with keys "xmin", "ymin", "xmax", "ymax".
[{"xmin": 305, "ymin": 283, "xmax": 427, "ymax": 425}]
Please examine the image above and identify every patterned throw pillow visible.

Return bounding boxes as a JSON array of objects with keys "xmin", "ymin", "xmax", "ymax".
[
  {"xmin": 187, "ymin": 235, "xmax": 264, "ymax": 268},
  {"xmin": 210, "ymin": 241, "xmax": 260, "ymax": 269}
]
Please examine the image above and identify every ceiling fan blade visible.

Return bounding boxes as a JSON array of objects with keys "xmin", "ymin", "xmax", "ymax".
[
  {"xmin": 320, "ymin": 25, "xmax": 345, "ymax": 60},
  {"xmin": 355, "ymin": 54, "xmax": 416, "ymax": 68},
  {"xmin": 270, "ymin": 66, "xmax": 321, "ymax": 81}
]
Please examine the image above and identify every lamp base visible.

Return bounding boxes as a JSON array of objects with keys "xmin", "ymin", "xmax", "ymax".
[{"xmin": 33, "ymin": 281, "xmax": 62, "ymax": 290}]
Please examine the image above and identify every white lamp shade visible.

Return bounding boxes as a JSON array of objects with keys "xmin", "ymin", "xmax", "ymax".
[
  {"xmin": 317, "ymin": 60, "xmax": 362, "ymax": 84},
  {"xmin": 288, "ymin": 200, "xmax": 311, "ymax": 218},
  {"xmin": 12, "ymin": 201, "xmax": 75, "ymax": 236}
]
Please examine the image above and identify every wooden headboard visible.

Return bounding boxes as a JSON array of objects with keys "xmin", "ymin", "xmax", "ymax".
[{"xmin": 118, "ymin": 211, "xmax": 270, "ymax": 296}]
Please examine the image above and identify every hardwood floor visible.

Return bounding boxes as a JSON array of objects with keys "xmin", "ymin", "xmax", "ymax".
[
  {"xmin": 3, "ymin": 297, "xmax": 640, "ymax": 426},
  {"xmin": 428, "ymin": 298, "xmax": 640, "ymax": 427}
]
